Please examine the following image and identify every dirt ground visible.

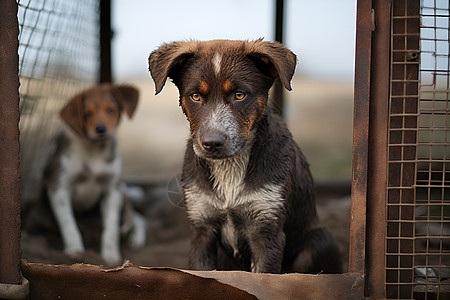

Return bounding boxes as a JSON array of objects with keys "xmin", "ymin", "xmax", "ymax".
[
  {"xmin": 20, "ymin": 77, "xmax": 353, "ymax": 273},
  {"xmin": 21, "ymin": 183, "xmax": 351, "ymax": 272}
]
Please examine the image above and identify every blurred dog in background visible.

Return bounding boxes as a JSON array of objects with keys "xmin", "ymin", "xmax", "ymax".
[{"xmin": 43, "ymin": 83, "xmax": 146, "ymax": 265}]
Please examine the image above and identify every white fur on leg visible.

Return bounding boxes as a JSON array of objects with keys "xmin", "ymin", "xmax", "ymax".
[
  {"xmin": 48, "ymin": 186, "xmax": 85, "ymax": 255},
  {"xmin": 100, "ymin": 188, "xmax": 123, "ymax": 265}
]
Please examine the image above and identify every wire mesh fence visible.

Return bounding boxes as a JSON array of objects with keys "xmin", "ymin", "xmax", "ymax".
[
  {"xmin": 386, "ymin": 0, "xmax": 450, "ymax": 298},
  {"xmin": 17, "ymin": 0, "xmax": 100, "ymax": 203}
]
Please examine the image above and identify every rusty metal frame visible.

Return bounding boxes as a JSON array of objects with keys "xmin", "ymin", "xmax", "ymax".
[
  {"xmin": 365, "ymin": 0, "xmax": 392, "ymax": 298},
  {"xmin": 350, "ymin": 0, "xmax": 394, "ymax": 298},
  {"xmin": 0, "ymin": 0, "xmax": 376, "ymax": 298},
  {"xmin": 0, "ymin": 0, "xmax": 29, "ymax": 299},
  {"xmin": 349, "ymin": 0, "xmax": 373, "ymax": 278},
  {"xmin": 352, "ymin": 1, "xmax": 421, "ymax": 298},
  {"xmin": 0, "ymin": 0, "xmax": 23, "ymax": 287},
  {"xmin": 359, "ymin": 0, "xmax": 450, "ymax": 299}
]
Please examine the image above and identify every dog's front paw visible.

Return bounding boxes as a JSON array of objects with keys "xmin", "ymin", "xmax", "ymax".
[
  {"xmin": 67, "ymin": 251, "xmax": 84, "ymax": 262},
  {"xmin": 64, "ymin": 246, "xmax": 85, "ymax": 263},
  {"xmin": 65, "ymin": 245, "xmax": 85, "ymax": 257},
  {"xmin": 101, "ymin": 248, "xmax": 121, "ymax": 266}
]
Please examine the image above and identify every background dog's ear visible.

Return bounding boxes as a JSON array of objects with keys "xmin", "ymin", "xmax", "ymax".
[
  {"xmin": 60, "ymin": 94, "xmax": 85, "ymax": 136},
  {"xmin": 247, "ymin": 40, "xmax": 297, "ymax": 91},
  {"xmin": 112, "ymin": 85, "xmax": 139, "ymax": 118},
  {"xmin": 148, "ymin": 41, "xmax": 195, "ymax": 95}
]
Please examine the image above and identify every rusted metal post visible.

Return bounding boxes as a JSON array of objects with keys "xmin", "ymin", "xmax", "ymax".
[
  {"xmin": 0, "ymin": 0, "xmax": 23, "ymax": 286},
  {"xmin": 100, "ymin": 0, "xmax": 112, "ymax": 83},
  {"xmin": 349, "ymin": 0, "xmax": 373, "ymax": 277},
  {"xmin": 365, "ymin": 0, "xmax": 391, "ymax": 297},
  {"xmin": 272, "ymin": 0, "xmax": 284, "ymax": 115}
]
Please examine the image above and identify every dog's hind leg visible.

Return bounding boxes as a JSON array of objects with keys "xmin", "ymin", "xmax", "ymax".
[
  {"xmin": 289, "ymin": 227, "xmax": 342, "ymax": 274},
  {"xmin": 128, "ymin": 211, "xmax": 147, "ymax": 248},
  {"xmin": 120, "ymin": 189, "xmax": 147, "ymax": 248},
  {"xmin": 100, "ymin": 187, "xmax": 123, "ymax": 265}
]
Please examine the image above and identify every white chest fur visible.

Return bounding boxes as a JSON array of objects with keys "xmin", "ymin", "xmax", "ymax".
[
  {"xmin": 62, "ymin": 135, "xmax": 121, "ymax": 211},
  {"xmin": 184, "ymin": 149, "xmax": 285, "ymax": 256},
  {"xmin": 208, "ymin": 153, "xmax": 248, "ymax": 209}
]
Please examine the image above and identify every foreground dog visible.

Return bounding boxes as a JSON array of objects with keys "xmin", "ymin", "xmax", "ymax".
[
  {"xmin": 44, "ymin": 83, "xmax": 146, "ymax": 265},
  {"xmin": 149, "ymin": 40, "xmax": 342, "ymax": 273}
]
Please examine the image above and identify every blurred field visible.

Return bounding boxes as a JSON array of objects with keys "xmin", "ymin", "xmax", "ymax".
[{"xmin": 117, "ymin": 76, "xmax": 354, "ymax": 181}]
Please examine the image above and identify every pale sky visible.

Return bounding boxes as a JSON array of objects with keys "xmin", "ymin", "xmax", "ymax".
[{"xmin": 112, "ymin": 0, "xmax": 357, "ymax": 80}]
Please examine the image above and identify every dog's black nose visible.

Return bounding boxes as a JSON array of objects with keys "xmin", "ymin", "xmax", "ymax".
[
  {"xmin": 202, "ymin": 133, "xmax": 225, "ymax": 152},
  {"xmin": 96, "ymin": 125, "xmax": 107, "ymax": 134}
]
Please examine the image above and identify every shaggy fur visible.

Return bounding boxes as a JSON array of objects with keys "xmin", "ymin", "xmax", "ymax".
[{"xmin": 149, "ymin": 39, "xmax": 341, "ymax": 273}]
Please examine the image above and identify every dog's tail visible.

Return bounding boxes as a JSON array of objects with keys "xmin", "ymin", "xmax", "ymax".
[{"xmin": 291, "ymin": 227, "xmax": 343, "ymax": 274}]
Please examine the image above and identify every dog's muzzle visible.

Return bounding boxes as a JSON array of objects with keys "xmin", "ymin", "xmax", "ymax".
[
  {"xmin": 95, "ymin": 125, "xmax": 107, "ymax": 134},
  {"xmin": 194, "ymin": 130, "xmax": 238, "ymax": 159},
  {"xmin": 201, "ymin": 132, "xmax": 226, "ymax": 152},
  {"xmin": 193, "ymin": 104, "xmax": 244, "ymax": 159}
]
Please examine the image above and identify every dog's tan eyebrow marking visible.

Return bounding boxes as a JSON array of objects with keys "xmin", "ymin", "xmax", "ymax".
[
  {"xmin": 223, "ymin": 80, "xmax": 232, "ymax": 93},
  {"xmin": 180, "ymin": 96, "xmax": 191, "ymax": 120},
  {"xmin": 212, "ymin": 53, "xmax": 221, "ymax": 75},
  {"xmin": 199, "ymin": 81, "xmax": 209, "ymax": 94}
]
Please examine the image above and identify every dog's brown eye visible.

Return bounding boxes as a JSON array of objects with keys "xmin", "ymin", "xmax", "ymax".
[
  {"xmin": 191, "ymin": 93, "xmax": 201, "ymax": 101},
  {"xmin": 107, "ymin": 108, "xmax": 116, "ymax": 115},
  {"xmin": 235, "ymin": 91, "xmax": 246, "ymax": 100},
  {"xmin": 84, "ymin": 111, "xmax": 92, "ymax": 120}
]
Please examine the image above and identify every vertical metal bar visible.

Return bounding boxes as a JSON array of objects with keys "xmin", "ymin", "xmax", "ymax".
[
  {"xmin": 275, "ymin": 0, "xmax": 284, "ymax": 44},
  {"xmin": 100, "ymin": 0, "xmax": 112, "ymax": 83},
  {"xmin": 365, "ymin": 0, "xmax": 391, "ymax": 297},
  {"xmin": 349, "ymin": 0, "xmax": 373, "ymax": 276},
  {"xmin": 0, "ymin": 0, "xmax": 22, "ymax": 285},
  {"xmin": 273, "ymin": 0, "xmax": 284, "ymax": 115}
]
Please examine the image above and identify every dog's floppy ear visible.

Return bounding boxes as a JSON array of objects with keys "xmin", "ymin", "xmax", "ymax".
[
  {"xmin": 148, "ymin": 41, "xmax": 195, "ymax": 95},
  {"xmin": 247, "ymin": 39, "xmax": 297, "ymax": 91},
  {"xmin": 112, "ymin": 85, "xmax": 139, "ymax": 118},
  {"xmin": 60, "ymin": 93, "xmax": 85, "ymax": 136}
]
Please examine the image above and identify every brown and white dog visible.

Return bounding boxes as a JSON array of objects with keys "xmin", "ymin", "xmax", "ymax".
[
  {"xmin": 44, "ymin": 83, "xmax": 146, "ymax": 265},
  {"xmin": 148, "ymin": 39, "xmax": 342, "ymax": 273}
]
